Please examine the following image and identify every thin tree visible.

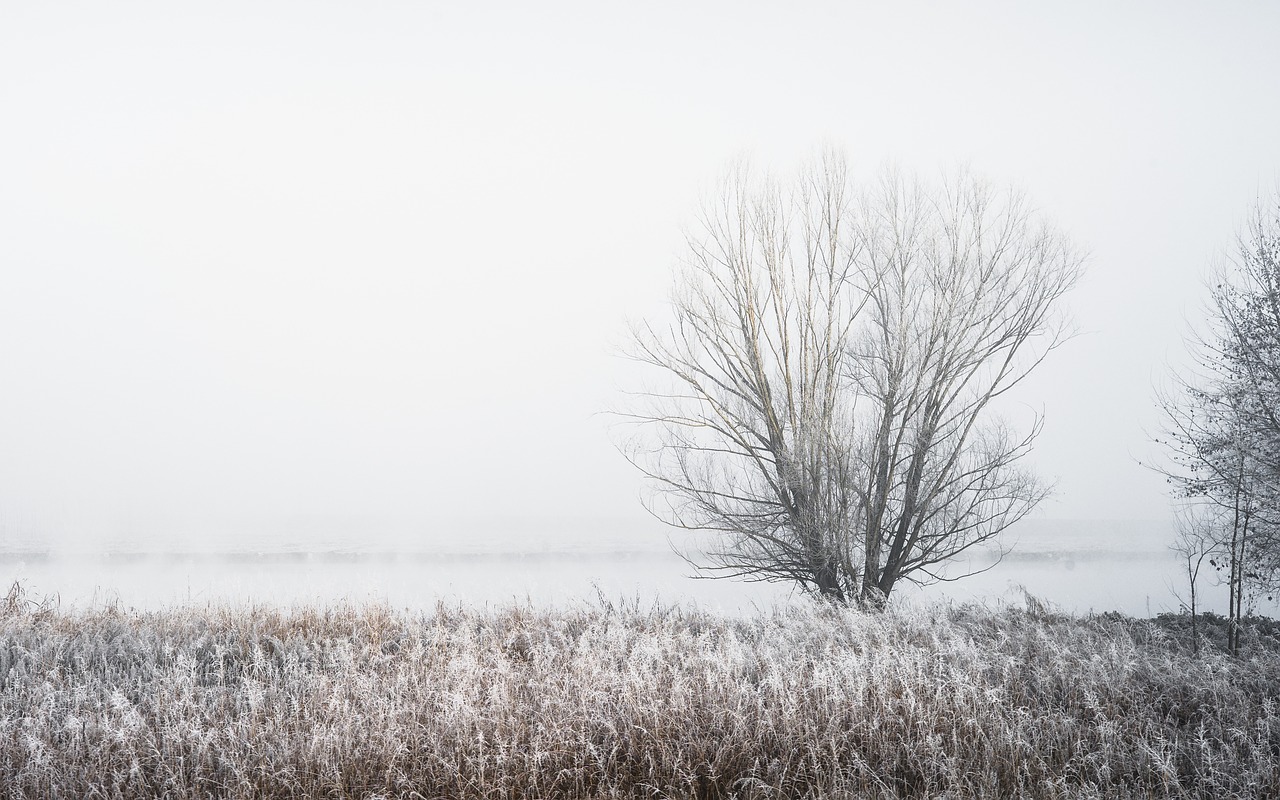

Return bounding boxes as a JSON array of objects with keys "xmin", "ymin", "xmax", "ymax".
[
  {"xmin": 1170, "ymin": 506, "xmax": 1219, "ymax": 656},
  {"xmin": 1157, "ymin": 372, "xmax": 1266, "ymax": 655},
  {"xmin": 622, "ymin": 155, "xmax": 1082, "ymax": 606},
  {"xmin": 1155, "ymin": 191, "xmax": 1280, "ymax": 654}
]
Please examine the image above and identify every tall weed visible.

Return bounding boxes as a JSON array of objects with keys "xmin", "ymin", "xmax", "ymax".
[{"xmin": 0, "ymin": 596, "xmax": 1275, "ymax": 798}]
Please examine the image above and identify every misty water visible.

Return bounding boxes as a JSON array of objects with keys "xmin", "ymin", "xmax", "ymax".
[{"xmin": 7, "ymin": 517, "xmax": 1273, "ymax": 619}]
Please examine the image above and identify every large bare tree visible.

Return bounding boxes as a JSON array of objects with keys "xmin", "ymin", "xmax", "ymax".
[{"xmin": 622, "ymin": 155, "xmax": 1082, "ymax": 606}]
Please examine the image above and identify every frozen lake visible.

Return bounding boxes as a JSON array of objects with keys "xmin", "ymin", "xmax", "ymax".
[
  {"xmin": 1, "ymin": 518, "xmax": 1272, "ymax": 618},
  {"xmin": 0, "ymin": 547, "xmax": 1205, "ymax": 617}
]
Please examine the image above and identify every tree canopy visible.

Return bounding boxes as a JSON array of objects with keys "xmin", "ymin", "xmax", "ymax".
[{"xmin": 623, "ymin": 155, "xmax": 1083, "ymax": 606}]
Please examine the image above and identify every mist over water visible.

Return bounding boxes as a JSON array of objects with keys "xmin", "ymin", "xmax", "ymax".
[{"xmin": 5, "ymin": 517, "xmax": 1267, "ymax": 619}]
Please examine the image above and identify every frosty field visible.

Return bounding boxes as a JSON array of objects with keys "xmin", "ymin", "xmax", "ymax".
[
  {"xmin": 0, "ymin": 592, "xmax": 1277, "ymax": 799},
  {"xmin": 3, "ymin": 520, "xmax": 1277, "ymax": 797}
]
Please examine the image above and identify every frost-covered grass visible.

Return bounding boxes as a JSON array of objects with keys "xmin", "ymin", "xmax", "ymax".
[{"xmin": 0, "ymin": 586, "xmax": 1278, "ymax": 799}]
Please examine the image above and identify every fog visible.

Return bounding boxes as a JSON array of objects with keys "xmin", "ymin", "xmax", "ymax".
[
  {"xmin": 8, "ymin": 518, "xmax": 1276, "ymax": 621},
  {"xmin": 2, "ymin": 2, "xmax": 1280, "ymax": 613}
]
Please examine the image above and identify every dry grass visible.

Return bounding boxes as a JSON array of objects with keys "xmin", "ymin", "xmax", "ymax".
[{"xmin": 0, "ymin": 583, "xmax": 1277, "ymax": 798}]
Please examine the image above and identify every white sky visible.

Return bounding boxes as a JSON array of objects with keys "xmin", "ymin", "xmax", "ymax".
[{"xmin": 2, "ymin": 1, "xmax": 1279, "ymax": 549}]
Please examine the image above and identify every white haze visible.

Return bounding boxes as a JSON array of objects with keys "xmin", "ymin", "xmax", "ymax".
[
  {"xmin": 11, "ymin": 520, "xmax": 1268, "ymax": 620},
  {"xmin": 2, "ymin": 2, "xmax": 1280, "ymax": 601}
]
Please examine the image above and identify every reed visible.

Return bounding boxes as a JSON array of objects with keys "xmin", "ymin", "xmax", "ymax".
[{"xmin": 0, "ymin": 584, "xmax": 1276, "ymax": 798}]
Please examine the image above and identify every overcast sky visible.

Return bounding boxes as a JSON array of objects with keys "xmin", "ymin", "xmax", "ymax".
[{"xmin": 2, "ymin": 1, "xmax": 1279, "ymax": 550}]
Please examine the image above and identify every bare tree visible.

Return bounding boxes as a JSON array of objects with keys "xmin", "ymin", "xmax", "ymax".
[
  {"xmin": 1214, "ymin": 195, "xmax": 1280, "ymax": 488},
  {"xmin": 1155, "ymin": 191, "xmax": 1280, "ymax": 654},
  {"xmin": 1159, "ymin": 378, "xmax": 1280, "ymax": 653},
  {"xmin": 848, "ymin": 171, "xmax": 1079, "ymax": 604},
  {"xmin": 1170, "ymin": 506, "xmax": 1219, "ymax": 656},
  {"xmin": 621, "ymin": 155, "xmax": 1082, "ymax": 606}
]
